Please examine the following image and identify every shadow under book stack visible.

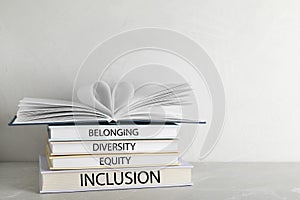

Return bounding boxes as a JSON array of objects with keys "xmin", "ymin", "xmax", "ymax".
[{"xmin": 39, "ymin": 122, "xmax": 193, "ymax": 193}]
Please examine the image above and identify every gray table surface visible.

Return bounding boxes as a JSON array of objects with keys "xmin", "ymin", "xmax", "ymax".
[{"xmin": 1, "ymin": 162, "xmax": 300, "ymax": 200}]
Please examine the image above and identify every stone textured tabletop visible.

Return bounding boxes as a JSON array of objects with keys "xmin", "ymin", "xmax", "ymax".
[{"xmin": 1, "ymin": 162, "xmax": 300, "ymax": 200}]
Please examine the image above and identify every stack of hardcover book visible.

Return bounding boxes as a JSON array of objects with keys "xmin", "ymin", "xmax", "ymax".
[
  {"xmin": 10, "ymin": 82, "xmax": 202, "ymax": 193},
  {"xmin": 39, "ymin": 122, "xmax": 192, "ymax": 193}
]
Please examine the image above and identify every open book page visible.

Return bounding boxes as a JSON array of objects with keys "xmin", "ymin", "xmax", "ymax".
[
  {"xmin": 115, "ymin": 83, "xmax": 191, "ymax": 119},
  {"xmin": 15, "ymin": 98, "xmax": 111, "ymax": 124},
  {"xmin": 77, "ymin": 81, "xmax": 112, "ymax": 116}
]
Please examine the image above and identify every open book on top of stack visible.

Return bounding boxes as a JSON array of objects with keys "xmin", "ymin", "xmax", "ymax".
[
  {"xmin": 10, "ymin": 81, "xmax": 200, "ymax": 125},
  {"xmin": 10, "ymin": 81, "xmax": 205, "ymax": 193}
]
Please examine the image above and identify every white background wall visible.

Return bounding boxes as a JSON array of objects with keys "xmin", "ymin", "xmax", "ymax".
[{"xmin": 1, "ymin": 0, "xmax": 300, "ymax": 162}]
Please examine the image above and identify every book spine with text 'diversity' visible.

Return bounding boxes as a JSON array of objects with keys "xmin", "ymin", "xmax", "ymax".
[{"xmin": 48, "ymin": 140, "xmax": 178, "ymax": 155}]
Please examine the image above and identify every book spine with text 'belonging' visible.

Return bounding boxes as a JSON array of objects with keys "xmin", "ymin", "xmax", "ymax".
[{"xmin": 48, "ymin": 125, "xmax": 178, "ymax": 141}]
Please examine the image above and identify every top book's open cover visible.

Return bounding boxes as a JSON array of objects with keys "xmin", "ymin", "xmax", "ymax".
[
  {"xmin": 9, "ymin": 116, "xmax": 184, "ymax": 126},
  {"xmin": 10, "ymin": 81, "xmax": 206, "ymax": 125}
]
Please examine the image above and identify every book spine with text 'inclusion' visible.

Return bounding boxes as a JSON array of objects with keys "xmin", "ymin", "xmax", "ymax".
[{"xmin": 39, "ymin": 156, "xmax": 193, "ymax": 193}]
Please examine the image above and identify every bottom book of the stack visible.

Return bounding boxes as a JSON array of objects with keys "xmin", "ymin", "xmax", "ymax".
[{"xmin": 39, "ymin": 155, "xmax": 193, "ymax": 193}]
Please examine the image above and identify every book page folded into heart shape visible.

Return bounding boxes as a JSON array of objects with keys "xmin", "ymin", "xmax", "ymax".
[{"xmin": 12, "ymin": 81, "xmax": 198, "ymax": 125}]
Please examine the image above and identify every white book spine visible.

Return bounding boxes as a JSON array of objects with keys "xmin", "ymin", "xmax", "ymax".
[
  {"xmin": 39, "ymin": 156, "xmax": 192, "ymax": 193},
  {"xmin": 49, "ymin": 153, "xmax": 178, "ymax": 169},
  {"xmin": 48, "ymin": 125, "xmax": 179, "ymax": 141},
  {"xmin": 48, "ymin": 140, "xmax": 178, "ymax": 155}
]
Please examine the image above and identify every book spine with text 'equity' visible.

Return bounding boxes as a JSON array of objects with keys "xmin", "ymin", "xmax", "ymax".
[
  {"xmin": 47, "ymin": 150, "xmax": 179, "ymax": 170},
  {"xmin": 39, "ymin": 156, "xmax": 192, "ymax": 193}
]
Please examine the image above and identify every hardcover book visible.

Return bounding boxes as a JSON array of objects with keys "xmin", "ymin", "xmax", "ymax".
[
  {"xmin": 39, "ymin": 155, "xmax": 193, "ymax": 193},
  {"xmin": 48, "ymin": 139, "xmax": 178, "ymax": 155},
  {"xmin": 47, "ymin": 151, "xmax": 179, "ymax": 170},
  {"xmin": 47, "ymin": 124, "xmax": 179, "ymax": 141},
  {"xmin": 10, "ymin": 81, "xmax": 199, "ymax": 125}
]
